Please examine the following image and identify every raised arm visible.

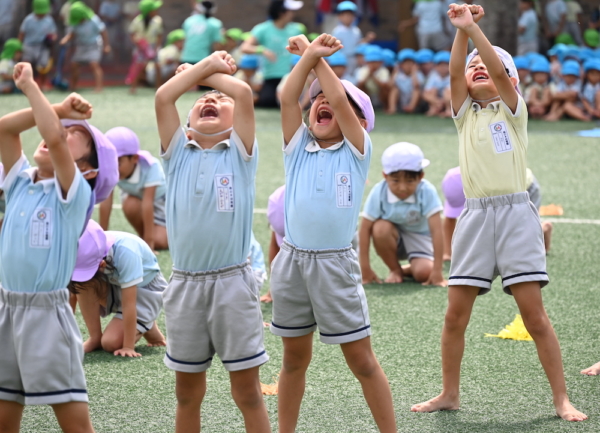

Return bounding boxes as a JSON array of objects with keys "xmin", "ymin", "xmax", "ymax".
[{"xmin": 448, "ymin": 4, "xmax": 474, "ymax": 113}]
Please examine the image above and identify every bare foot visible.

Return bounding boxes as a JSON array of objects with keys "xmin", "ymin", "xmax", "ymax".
[
  {"xmin": 144, "ymin": 322, "xmax": 166, "ymax": 347},
  {"xmin": 83, "ymin": 338, "xmax": 102, "ymax": 353},
  {"xmin": 581, "ymin": 361, "xmax": 600, "ymax": 376},
  {"xmin": 384, "ymin": 270, "xmax": 403, "ymax": 284},
  {"xmin": 260, "ymin": 292, "xmax": 273, "ymax": 303},
  {"xmin": 555, "ymin": 400, "xmax": 587, "ymax": 422},
  {"xmin": 411, "ymin": 393, "xmax": 459, "ymax": 412}
]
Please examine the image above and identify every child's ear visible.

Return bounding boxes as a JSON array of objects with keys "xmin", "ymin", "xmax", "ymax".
[
  {"xmin": 99, "ymin": 260, "xmax": 106, "ymax": 271},
  {"xmin": 132, "ymin": 154, "xmax": 139, "ymax": 164},
  {"xmin": 418, "ymin": 171, "xmax": 425, "ymax": 181},
  {"xmin": 359, "ymin": 118, "xmax": 368, "ymax": 130}
]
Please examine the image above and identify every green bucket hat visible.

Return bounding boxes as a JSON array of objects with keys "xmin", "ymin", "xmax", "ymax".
[
  {"xmin": 167, "ymin": 29, "xmax": 185, "ymax": 45},
  {"xmin": 241, "ymin": 32, "xmax": 252, "ymax": 41},
  {"xmin": 69, "ymin": 2, "xmax": 94, "ymax": 26},
  {"xmin": 308, "ymin": 32, "xmax": 319, "ymax": 42},
  {"xmin": 584, "ymin": 29, "xmax": 600, "ymax": 48},
  {"xmin": 555, "ymin": 32, "xmax": 575, "ymax": 46},
  {"xmin": 1, "ymin": 38, "xmax": 23, "ymax": 60},
  {"xmin": 297, "ymin": 23, "xmax": 307, "ymax": 36},
  {"xmin": 139, "ymin": 0, "xmax": 162, "ymax": 16},
  {"xmin": 225, "ymin": 28, "xmax": 243, "ymax": 41},
  {"xmin": 33, "ymin": 0, "xmax": 51, "ymax": 15}
]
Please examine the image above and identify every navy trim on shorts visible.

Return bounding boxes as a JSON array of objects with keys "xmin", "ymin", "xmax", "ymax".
[
  {"xmin": 222, "ymin": 350, "xmax": 266, "ymax": 364},
  {"xmin": 502, "ymin": 271, "xmax": 548, "ymax": 282},
  {"xmin": 270, "ymin": 322, "xmax": 317, "ymax": 330},
  {"xmin": 165, "ymin": 352, "xmax": 212, "ymax": 365},
  {"xmin": 320, "ymin": 325, "xmax": 371, "ymax": 337},
  {"xmin": 0, "ymin": 387, "xmax": 87, "ymax": 397},
  {"xmin": 116, "ymin": 311, "xmax": 150, "ymax": 332},
  {"xmin": 449, "ymin": 276, "xmax": 492, "ymax": 283}
]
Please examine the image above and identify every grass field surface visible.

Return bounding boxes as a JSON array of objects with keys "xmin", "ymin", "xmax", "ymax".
[{"xmin": 1, "ymin": 88, "xmax": 599, "ymax": 432}]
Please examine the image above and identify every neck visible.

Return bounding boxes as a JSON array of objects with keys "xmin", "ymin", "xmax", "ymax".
[
  {"xmin": 471, "ymin": 93, "xmax": 501, "ymax": 108},
  {"xmin": 35, "ymin": 167, "xmax": 54, "ymax": 181},
  {"xmin": 274, "ymin": 18, "xmax": 288, "ymax": 28}
]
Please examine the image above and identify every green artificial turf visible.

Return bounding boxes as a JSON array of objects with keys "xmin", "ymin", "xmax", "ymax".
[{"xmin": 1, "ymin": 87, "xmax": 599, "ymax": 432}]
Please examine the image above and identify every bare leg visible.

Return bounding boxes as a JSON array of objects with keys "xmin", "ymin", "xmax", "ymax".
[
  {"xmin": 542, "ymin": 221, "xmax": 553, "ymax": 253},
  {"xmin": 100, "ymin": 316, "xmax": 143, "ymax": 353},
  {"xmin": 371, "ymin": 219, "xmax": 403, "ymax": 283},
  {"xmin": 52, "ymin": 401, "xmax": 95, "ymax": 433},
  {"xmin": 0, "ymin": 400, "xmax": 24, "ymax": 433},
  {"xmin": 122, "ymin": 195, "xmax": 144, "ymax": 236},
  {"xmin": 69, "ymin": 292, "xmax": 78, "ymax": 313},
  {"xmin": 581, "ymin": 361, "xmax": 600, "ymax": 376},
  {"xmin": 511, "ymin": 281, "xmax": 587, "ymax": 421},
  {"xmin": 404, "ymin": 257, "xmax": 433, "ymax": 283},
  {"xmin": 70, "ymin": 62, "xmax": 80, "ymax": 91},
  {"xmin": 278, "ymin": 333, "xmax": 313, "ymax": 433},
  {"xmin": 341, "ymin": 337, "xmax": 397, "ymax": 432},
  {"xmin": 563, "ymin": 102, "xmax": 592, "ymax": 121},
  {"xmin": 89, "ymin": 62, "xmax": 103, "ymax": 93},
  {"xmin": 153, "ymin": 224, "xmax": 169, "ymax": 250},
  {"xmin": 143, "ymin": 321, "xmax": 166, "ymax": 347},
  {"xmin": 411, "ymin": 285, "xmax": 479, "ymax": 412},
  {"xmin": 544, "ymin": 101, "xmax": 563, "ymax": 121},
  {"xmin": 229, "ymin": 367, "xmax": 271, "ymax": 433},
  {"xmin": 443, "ymin": 217, "xmax": 456, "ymax": 261},
  {"xmin": 76, "ymin": 290, "xmax": 104, "ymax": 353},
  {"xmin": 175, "ymin": 371, "xmax": 206, "ymax": 433}
]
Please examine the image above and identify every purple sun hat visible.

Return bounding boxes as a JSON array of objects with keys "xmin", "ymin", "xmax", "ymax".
[
  {"xmin": 441, "ymin": 166, "xmax": 466, "ymax": 219},
  {"xmin": 62, "ymin": 119, "xmax": 119, "ymax": 204},
  {"xmin": 465, "ymin": 46, "xmax": 521, "ymax": 95},
  {"xmin": 72, "ymin": 219, "xmax": 115, "ymax": 282},
  {"xmin": 309, "ymin": 78, "xmax": 375, "ymax": 132},
  {"xmin": 267, "ymin": 185, "xmax": 286, "ymax": 247},
  {"xmin": 105, "ymin": 126, "xmax": 154, "ymax": 166}
]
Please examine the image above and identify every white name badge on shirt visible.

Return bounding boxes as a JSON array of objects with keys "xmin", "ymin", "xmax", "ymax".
[
  {"xmin": 336, "ymin": 173, "xmax": 353, "ymax": 208},
  {"xmin": 489, "ymin": 121, "xmax": 513, "ymax": 154},
  {"xmin": 30, "ymin": 207, "xmax": 52, "ymax": 248},
  {"xmin": 215, "ymin": 174, "xmax": 234, "ymax": 212}
]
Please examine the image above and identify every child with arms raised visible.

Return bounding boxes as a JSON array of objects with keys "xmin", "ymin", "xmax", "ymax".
[
  {"xmin": 155, "ymin": 51, "xmax": 270, "ymax": 432},
  {"xmin": 0, "ymin": 63, "xmax": 95, "ymax": 432},
  {"xmin": 411, "ymin": 4, "xmax": 586, "ymax": 422},
  {"xmin": 271, "ymin": 33, "xmax": 396, "ymax": 432}
]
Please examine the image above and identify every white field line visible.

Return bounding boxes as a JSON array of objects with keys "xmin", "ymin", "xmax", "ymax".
[{"xmin": 102, "ymin": 204, "xmax": 598, "ymax": 223}]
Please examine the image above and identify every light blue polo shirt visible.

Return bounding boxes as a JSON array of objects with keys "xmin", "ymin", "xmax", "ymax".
[
  {"xmin": 394, "ymin": 70, "xmax": 425, "ymax": 108},
  {"xmin": 181, "ymin": 14, "xmax": 223, "ymax": 63},
  {"xmin": 413, "ymin": 1, "xmax": 445, "ymax": 35},
  {"xmin": 582, "ymin": 82, "xmax": 600, "ymax": 105},
  {"xmin": 20, "ymin": 13, "xmax": 57, "ymax": 46},
  {"xmin": 555, "ymin": 79, "xmax": 581, "ymax": 93},
  {"xmin": 0, "ymin": 155, "xmax": 91, "ymax": 292},
  {"xmin": 425, "ymin": 70, "xmax": 450, "ymax": 96},
  {"xmin": 284, "ymin": 123, "xmax": 371, "ymax": 250},
  {"xmin": 518, "ymin": 9, "xmax": 538, "ymax": 44},
  {"xmin": 161, "ymin": 127, "xmax": 257, "ymax": 272},
  {"xmin": 332, "ymin": 23, "xmax": 362, "ymax": 73},
  {"xmin": 69, "ymin": 15, "xmax": 106, "ymax": 46},
  {"xmin": 251, "ymin": 20, "xmax": 302, "ymax": 80},
  {"xmin": 104, "ymin": 231, "xmax": 160, "ymax": 288},
  {"xmin": 362, "ymin": 179, "xmax": 442, "ymax": 235},
  {"xmin": 118, "ymin": 158, "xmax": 166, "ymax": 201}
]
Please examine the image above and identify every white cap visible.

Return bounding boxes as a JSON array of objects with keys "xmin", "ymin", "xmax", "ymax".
[
  {"xmin": 284, "ymin": 0, "xmax": 304, "ymax": 10},
  {"xmin": 381, "ymin": 142, "xmax": 430, "ymax": 174}
]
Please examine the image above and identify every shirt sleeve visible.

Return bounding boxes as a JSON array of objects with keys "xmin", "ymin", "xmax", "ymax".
[
  {"xmin": 451, "ymin": 96, "xmax": 472, "ymax": 130},
  {"xmin": 230, "ymin": 129, "xmax": 258, "ymax": 182},
  {"xmin": 160, "ymin": 126, "xmax": 186, "ymax": 175},
  {"xmin": 143, "ymin": 162, "xmax": 166, "ymax": 188},
  {"xmin": 500, "ymin": 94, "xmax": 527, "ymax": 125},
  {"xmin": 1, "ymin": 154, "xmax": 29, "ymax": 201},
  {"xmin": 112, "ymin": 241, "xmax": 144, "ymax": 288},
  {"xmin": 19, "ymin": 16, "xmax": 29, "ymax": 33},
  {"xmin": 251, "ymin": 23, "xmax": 265, "ymax": 44},
  {"xmin": 361, "ymin": 182, "xmax": 383, "ymax": 221},
  {"xmin": 420, "ymin": 182, "xmax": 443, "ymax": 219},
  {"xmin": 424, "ymin": 74, "xmax": 439, "ymax": 91},
  {"xmin": 93, "ymin": 15, "xmax": 106, "ymax": 33}
]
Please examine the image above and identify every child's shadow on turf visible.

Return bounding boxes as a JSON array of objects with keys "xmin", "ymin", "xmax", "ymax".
[
  {"xmin": 364, "ymin": 281, "xmax": 443, "ymax": 297},
  {"xmin": 434, "ymin": 411, "xmax": 560, "ymax": 432}
]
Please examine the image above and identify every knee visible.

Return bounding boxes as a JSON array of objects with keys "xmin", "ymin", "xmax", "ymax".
[
  {"xmin": 175, "ymin": 383, "xmax": 205, "ymax": 407},
  {"xmin": 231, "ymin": 382, "xmax": 263, "ymax": 410},
  {"xmin": 444, "ymin": 308, "xmax": 470, "ymax": 333},
  {"xmin": 372, "ymin": 220, "xmax": 395, "ymax": 242},
  {"xmin": 347, "ymin": 353, "xmax": 380, "ymax": 379},
  {"xmin": 282, "ymin": 351, "xmax": 311, "ymax": 375},
  {"xmin": 521, "ymin": 312, "xmax": 550, "ymax": 338},
  {"xmin": 100, "ymin": 335, "xmax": 121, "ymax": 353},
  {"xmin": 411, "ymin": 264, "xmax": 431, "ymax": 283}
]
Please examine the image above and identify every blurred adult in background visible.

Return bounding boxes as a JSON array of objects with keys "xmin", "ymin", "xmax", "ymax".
[
  {"xmin": 518, "ymin": 0, "xmax": 539, "ymax": 56},
  {"xmin": 99, "ymin": 0, "xmax": 123, "ymax": 60},
  {"xmin": 544, "ymin": 0, "xmax": 567, "ymax": 46},
  {"xmin": 180, "ymin": 1, "xmax": 223, "ymax": 65},
  {"xmin": 399, "ymin": 0, "xmax": 449, "ymax": 52},
  {"xmin": 564, "ymin": 0, "xmax": 583, "ymax": 46},
  {"xmin": 242, "ymin": 0, "xmax": 304, "ymax": 108}
]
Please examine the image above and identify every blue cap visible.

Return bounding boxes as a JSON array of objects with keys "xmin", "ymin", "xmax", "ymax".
[
  {"xmin": 355, "ymin": 43, "xmax": 370, "ymax": 56},
  {"xmin": 530, "ymin": 58, "xmax": 550, "ymax": 74},
  {"xmin": 563, "ymin": 47, "xmax": 580, "ymax": 61},
  {"xmin": 326, "ymin": 51, "xmax": 347, "ymax": 67},
  {"xmin": 561, "ymin": 60, "xmax": 580, "ymax": 76},
  {"xmin": 336, "ymin": 0, "xmax": 357, "ymax": 13},
  {"xmin": 364, "ymin": 45, "xmax": 383, "ymax": 63},
  {"xmin": 382, "ymin": 49, "xmax": 395, "ymax": 67},
  {"xmin": 290, "ymin": 54, "xmax": 301, "ymax": 66},
  {"xmin": 526, "ymin": 52, "xmax": 547, "ymax": 64},
  {"xmin": 513, "ymin": 56, "xmax": 529, "ymax": 70},
  {"xmin": 578, "ymin": 47, "xmax": 594, "ymax": 62},
  {"xmin": 433, "ymin": 50, "xmax": 450, "ymax": 64},
  {"xmin": 415, "ymin": 48, "xmax": 434, "ymax": 64},
  {"xmin": 239, "ymin": 54, "xmax": 259, "ymax": 70},
  {"xmin": 397, "ymin": 48, "xmax": 416, "ymax": 63},
  {"xmin": 547, "ymin": 43, "xmax": 567, "ymax": 58},
  {"xmin": 584, "ymin": 58, "xmax": 600, "ymax": 72}
]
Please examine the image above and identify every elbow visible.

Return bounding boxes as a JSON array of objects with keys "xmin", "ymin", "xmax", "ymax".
[
  {"xmin": 155, "ymin": 86, "xmax": 173, "ymax": 107},
  {"xmin": 44, "ymin": 128, "xmax": 67, "ymax": 150}
]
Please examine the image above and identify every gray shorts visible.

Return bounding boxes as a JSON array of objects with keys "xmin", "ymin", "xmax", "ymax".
[
  {"xmin": 73, "ymin": 43, "xmax": 102, "ymax": 64},
  {"xmin": 22, "ymin": 44, "xmax": 51, "ymax": 70},
  {"xmin": 120, "ymin": 191, "xmax": 166, "ymax": 227},
  {"xmin": 396, "ymin": 227, "xmax": 434, "ymax": 261},
  {"xmin": 270, "ymin": 241, "xmax": 371, "ymax": 344},
  {"xmin": 0, "ymin": 287, "xmax": 87, "ymax": 405},
  {"xmin": 163, "ymin": 263, "xmax": 268, "ymax": 373},
  {"xmin": 449, "ymin": 192, "xmax": 549, "ymax": 295},
  {"xmin": 111, "ymin": 273, "xmax": 166, "ymax": 333}
]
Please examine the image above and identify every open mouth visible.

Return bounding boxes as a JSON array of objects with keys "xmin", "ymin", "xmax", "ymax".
[
  {"xmin": 200, "ymin": 105, "xmax": 219, "ymax": 118},
  {"xmin": 317, "ymin": 107, "xmax": 333, "ymax": 125},
  {"xmin": 473, "ymin": 72, "xmax": 489, "ymax": 82}
]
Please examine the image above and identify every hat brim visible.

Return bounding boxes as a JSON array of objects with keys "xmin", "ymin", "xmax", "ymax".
[
  {"xmin": 444, "ymin": 200, "xmax": 464, "ymax": 219},
  {"xmin": 71, "ymin": 265, "xmax": 99, "ymax": 283},
  {"xmin": 284, "ymin": 0, "xmax": 304, "ymax": 11}
]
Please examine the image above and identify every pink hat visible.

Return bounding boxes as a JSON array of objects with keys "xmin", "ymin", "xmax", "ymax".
[
  {"xmin": 267, "ymin": 185, "xmax": 285, "ymax": 246},
  {"xmin": 72, "ymin": 219, "xmax": 115, "ymax": 282},
  {"xmin": 441, "ymin": 166, "xmax": 465, "ymax": 219},
  {"xmin": 62, "ymin": 119, "xmax": 119, "ymax": 204},
  {"xmin": 105, "ymin": 126, "xmax": 155, "ymax": 165}
]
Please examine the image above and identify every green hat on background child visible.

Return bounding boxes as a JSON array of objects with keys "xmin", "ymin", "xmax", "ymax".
[
  {"xmin": 69, "ymin": 2, "xmax": 94, "ymax": 26},
  {"xmin": 308, "ymin": 32, "xmax": 319, "ymax": 42},
  {"xmin": 241, "ymin": 32, "xmax": 252, "ymax": 41},
  {"xmin": 139, "ymin": 0, "xmax": 162, "ymax": 16},
  {"xmin": 1, "ymin": 39, "xmax": 22, "ymax": 60},
  {"xmin": 225, "ymin": 28, "xmax": 243, "ymax": 41},
  {"xmin": 33, "ymin": 0, "xmax": 51, "ymax": 15},
  {"xmin": 555, "ymin": 32, "xmax": 575, "ymax": 46},
  {"xmin": 584, "ymin": 29, "xmax": 599, "ymax": 48},
  {"xmin": 167, "ymin": 29, "xmax": 185, "ymax": 45}
]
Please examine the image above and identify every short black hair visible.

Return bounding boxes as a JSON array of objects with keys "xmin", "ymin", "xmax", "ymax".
[
  {"xmin": 387, "ymin": 170, "xmax": 423, "ymax": 180},
  {"xmin": 268, "ymin": 1, "xmax": 287, "ymax": 20}
]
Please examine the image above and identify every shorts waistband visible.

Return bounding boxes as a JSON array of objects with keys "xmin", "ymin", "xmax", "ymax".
[
  {"xmin": 281, "ymin": 240, "xmax": 352, "ymax": 258},
  {"xmin": 171, "ymin": 262, "xmax": 250, "ymax": 281},
  {"xmin": 0, "ymin": 287, "xmax": 70, "ymax": 308},
  {"xmin": 465, "ymin": 192, "xmax": 530, "ymax": 210}
]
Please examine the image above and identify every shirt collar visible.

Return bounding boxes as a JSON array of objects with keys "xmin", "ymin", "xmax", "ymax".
[
  {"xmin": 471, "ymin": 100, "xmax": 501, "ymax": 113},
  {"xmin": 18, "ymin": 167, "xmax": 55, "ymax": 194},
  {"xmin": 124, "ymin": 163, "xmax": 141, "ymax": 184},
  {"xmin": 305, "ymin": 139, "xmax": 344, "ymax": 153},
  {"xmin": 185, "ymin": 139, "xmax": 231, "ymax": 150},
  {"xmin": 387, "ymin": 188, "xmax": 416, "ymax": 204}
]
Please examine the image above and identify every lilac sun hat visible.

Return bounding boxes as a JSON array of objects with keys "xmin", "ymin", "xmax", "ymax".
[
  {"xmin": 309, "ymin": 78, "xmax": 375, "ymax": 132},
  {"xmin": 465, "ymin": 46, "xmax": 521, "ymax": 95},
  {"xmin": 62, "ymin": 119, "xmax": 119, "ymax": 204},
  {"xmin": 267, "ymin": 185, "xmax": 286, "ymax": 247},
  {"xmin": 105, "ymin": 126, "xmax": 154, "ymax": 165},
  {"xmin": 72, "ymin": 219, "xmax": 115, "ymax": 282},
  {"xmin": 441, "ymin": 166, "xmax": 466, "ymax": 219}
]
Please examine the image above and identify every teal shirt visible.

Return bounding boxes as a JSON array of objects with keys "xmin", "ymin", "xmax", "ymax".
[
  {"xmin": 251, "ymin": 20, "xmax": 302, "ymax": 80},
  {"xmin": 181, "ymin": 14, "xmax": 223, "ymax": 63}
]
